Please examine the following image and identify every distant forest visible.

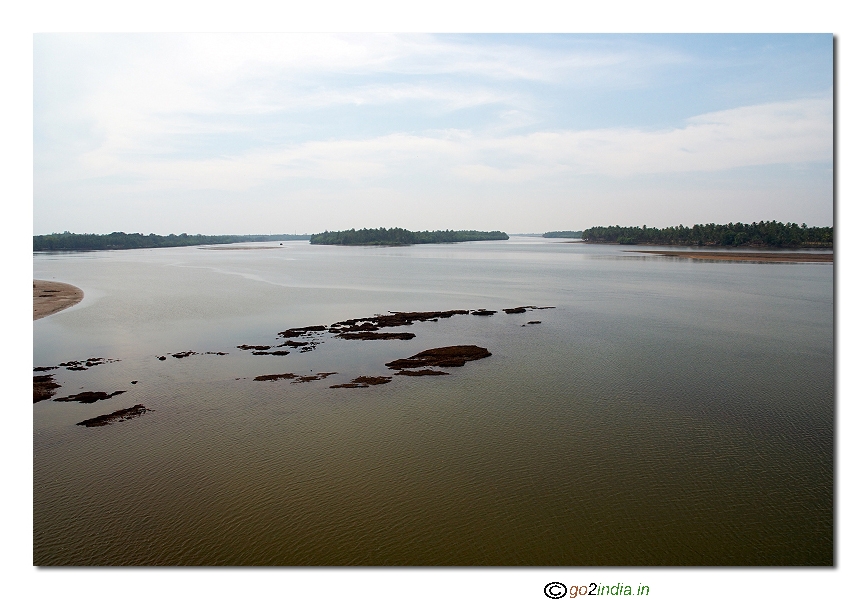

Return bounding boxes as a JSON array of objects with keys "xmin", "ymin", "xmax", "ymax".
[
  {"xmin": 542, "ymin": 231, "xmax": 583, "ymax": 239},
  {"xmin": 582, "ymin": 222, "xmax": 833, "ymax": 248},
  {"xmin": 309, "ymin": 228, "xmax": 509, "ymax": 246},
  {"xmin": 33, "ymin": 232, "xmax": 310, "ymax": 251}
]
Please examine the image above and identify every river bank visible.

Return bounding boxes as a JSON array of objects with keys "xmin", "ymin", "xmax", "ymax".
[{"xmin": 33, "ymin": 280, "xmax": 83, "ymax": 319}]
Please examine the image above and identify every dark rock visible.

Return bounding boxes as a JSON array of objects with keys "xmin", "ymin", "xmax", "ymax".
[
  {"xmin": 329, "ymin": 310, "xmax": 470, "ymax": 334},
  {"xmin": 58, "ymin": 357, "xmax": 119, "ymax": 371},
  {"xmin": 294, "ymin": 372, "xmax": 338, "ymax": 383},
  {"xmin": 131, "ymin": 380, "xmax": 138, "ymax": 384},
  {"xmin": 238, "ymin": 344, "xmax": 271, "ymax": 351},
  {"xmin": 254, "ymin": 373, "xmax": 297, "ymax": 381},
  {"xmin": 276, "ymin": 339, "xmax": 309, "ymax": 348},
  {"xmin": 503, "ymin": 307, "xmax": 527, "ymax": 314},
  {"xmin": 33, "ymin": 366, "xmax": 58, "ymax": 372},
  {"xmin": 34, "ymin": 374, "xmax": 61, "ymax": 403},
  {"xmin": 171, "ymin": 351, "xmax": 197, "ymax": 359},
  {"xmin": 278, "ymin": 325, "xmax": 327, "ymax": 338},
  {"xmin": 330, "ymin": 375, "xmax": 392, "ymax": 388},
  {"xmin": 393, "ymin": 369, "xmax": 450, "ymax": 376},
  {"xmin": 386, "ymin": 345, "xmax": 492, "ymax": 370},
  {"xmin": 336, "ymin": 331, "xmax": 416, "ymax": 340},
  {"xmin": 54, "ymin": 390, "xmax": 127, "ymax": 404},
  {"xmin": 76, "ymin": 404, "xmax": 152, "ymax": 427},
  {"xmin": 471, "ymin": 309, "xmax": 496, "ymax": 316},
  {"xmin": 157, "ymin": 356, "xmax": 167, "ymax": 361}
]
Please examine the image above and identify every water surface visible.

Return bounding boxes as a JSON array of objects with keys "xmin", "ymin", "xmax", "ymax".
[{"xmin": 33, "ymin": 238, "xmax": 833, "ymax": 565}]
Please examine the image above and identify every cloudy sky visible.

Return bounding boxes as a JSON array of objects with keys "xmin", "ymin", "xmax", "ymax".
[{"xmin": 33, "ymin": 33, "xmax": 832, "ymax": 235}]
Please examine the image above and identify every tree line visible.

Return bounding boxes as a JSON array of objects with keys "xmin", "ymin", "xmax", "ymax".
[
  {"xmin": 542, "ymin": 231, "xmax": 583, "ymax": 238},
  {"xmin": 581, "ymin": 221, "xmax": 832, "ymax": 248},
  {"xmin": 33, "ymin": 232, "xmax": 310, "ymax": 251},
  {"xmin": 309, "ymin": 228, "xmax": 509, "ymax": 246}
]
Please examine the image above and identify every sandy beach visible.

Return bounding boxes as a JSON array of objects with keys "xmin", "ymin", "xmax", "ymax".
[
  {"xmin": 33, "ymin": 280, "xmax": 83, "ymax": 320},
  {"xmin": 628, "ymin": 250, "xmax": 833, "ymax": 263}
]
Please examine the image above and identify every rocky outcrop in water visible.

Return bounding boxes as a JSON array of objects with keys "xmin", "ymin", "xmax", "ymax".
[
  {"xmin": 336, "ymin": 331, "xmax": 416, "ymax": 340},
  {"xmin": 254, "ymin": 373, "xmax": 298, "ymax": 381},
  {"xmin": 34, "ymin": 375, "xmax": 61, "ymax": 403},
  {"xmin": 329, "ymin": 310, "xmax": 470, "ymax": 334},
  {"xmin": 330, "ymin": 376, "xmax": 392, "ymax": 388},
  {"xmin": 54, "ymin": 390, "xmax": 127, "ymax": 404},
  {"xmin": 278, "ymin": 325, "xmax": 328, "ymax": 338},
  {"xmin": 56, "ymin": 357, "xmax": 119, "ymax": 371},
  {"xmin": 76, "ymin": 404, "xmax": 152, "ymax": 427},
  {"xmin": 253, "ymin": 371, "xmax": 337, "ymax": 383},
  {"xmin": 393, "ymin": 369, "xmax": 449, "ymax": 376},
  {"xmin": 386, "ymin": 345, "xmax": 492, "ymax": 370}
]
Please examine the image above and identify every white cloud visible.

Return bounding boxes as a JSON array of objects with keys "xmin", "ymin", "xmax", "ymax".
[{"xmin": 63, "ymin": 95, "xmax": 830, "ymax": 193}]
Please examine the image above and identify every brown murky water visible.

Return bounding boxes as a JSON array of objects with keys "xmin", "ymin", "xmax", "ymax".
[{"xmin": 33, "ymin": 239, "xmax": 833, "ymax": 565}]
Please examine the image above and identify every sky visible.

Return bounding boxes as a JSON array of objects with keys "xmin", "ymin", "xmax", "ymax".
[{"xmin": 33, "ymin": 33, "xmax": 833, "ymax": 235}]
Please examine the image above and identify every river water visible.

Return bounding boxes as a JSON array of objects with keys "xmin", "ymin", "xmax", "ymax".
[{"xmin": 33, "ymin": 238, "xmax": 833, "ymax": 565}]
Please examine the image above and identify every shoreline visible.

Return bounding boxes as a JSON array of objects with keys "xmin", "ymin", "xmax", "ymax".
[
  {"xmin": 33, "ymin": 280, "xmax": 84, "ymax": 320},
  {"xmin": 627, "ymin": 250, "xmax": 833, "ymax": 263}
]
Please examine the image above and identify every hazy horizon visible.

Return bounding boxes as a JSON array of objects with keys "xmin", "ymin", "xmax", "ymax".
[{"xmin": 34, "ymin": 34, "xmax": 833, "ymax": 236}]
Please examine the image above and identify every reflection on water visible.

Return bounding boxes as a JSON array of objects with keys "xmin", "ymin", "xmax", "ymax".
[{"xmin": 33, "ymin": 238, "xmax": 833, "ymax": 565}]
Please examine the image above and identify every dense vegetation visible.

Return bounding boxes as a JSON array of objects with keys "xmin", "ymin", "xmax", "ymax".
[
  {"xmin": 309, "ymin": 228, "xmax": 509, "ymax": 246},
  {"xmin": 581, "ymin": 222, "xmax": 832, "ymax": 248},
  {"xmin": 542, "ymin": 231, "xmax": 583, "ymax": 239},
  {"xmin": 33, "ymin": 232, "xmax": 310, "ymax": 251}
]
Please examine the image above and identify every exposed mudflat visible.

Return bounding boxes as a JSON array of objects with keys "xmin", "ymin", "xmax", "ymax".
[{"xmin": 33, "ymin": 280, "xmax": 83, "ymax": 320}]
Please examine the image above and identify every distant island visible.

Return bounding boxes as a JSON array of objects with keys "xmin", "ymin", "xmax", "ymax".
[
  {"xmin": 33, "ymin": 232, "xmax": 310, "ymax": 251},
  {"xmin": 542, "ymin": 231, "xmax": 583, "ymax": 239},
  {"xmin": 582, "ymin": 222, "xmax": 832, "ymax": 248},
  {"xmin": 309, "ymin": 228, "xmax": 509, "ymax": 246}
]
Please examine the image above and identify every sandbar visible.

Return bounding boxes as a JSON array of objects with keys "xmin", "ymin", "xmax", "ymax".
[
  {"xmin": 33, "ymin": 280, "xmax": 83, "ymax": 320},
  {"xmin": 628, "ymin": 250, "xmax": 833, "ymax": 263}
]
